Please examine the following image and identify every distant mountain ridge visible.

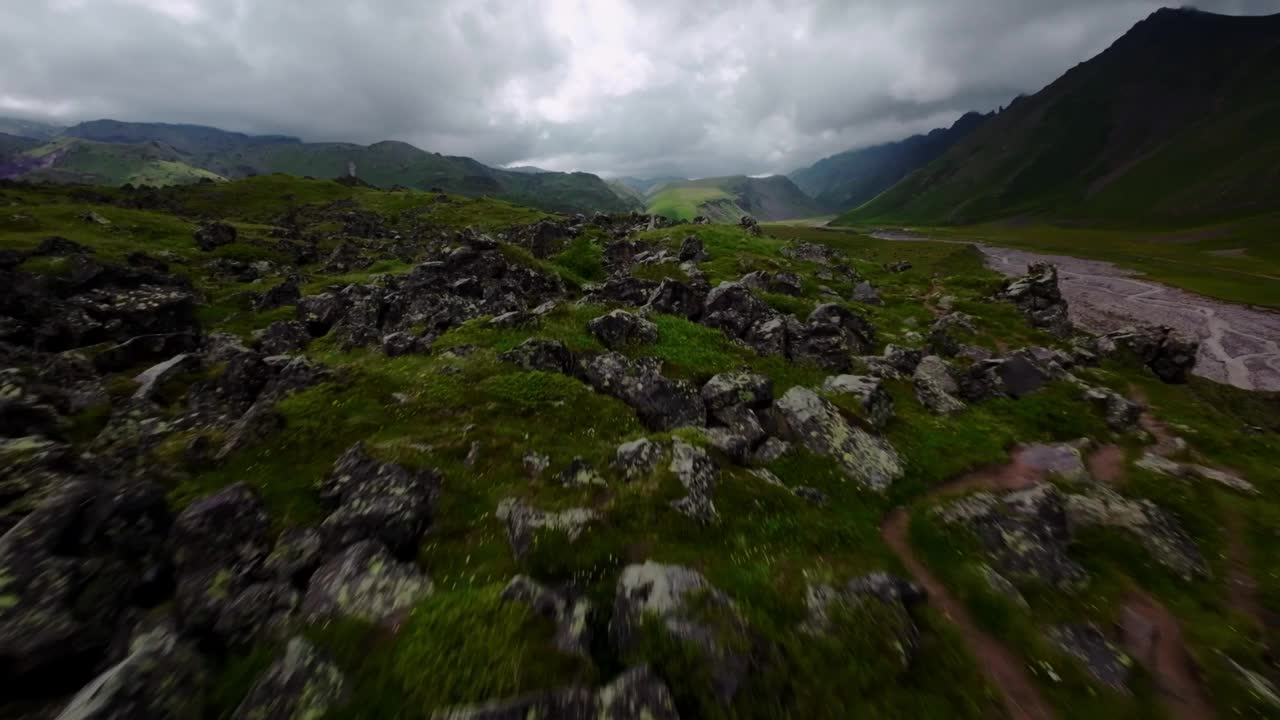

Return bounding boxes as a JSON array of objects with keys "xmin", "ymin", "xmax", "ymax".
[
  {"xmin": 789, "ymin": 111, "xmax": 990, "ymax": 211},
  {"xmin": 1, "ymin": 119, "xmax": 639, "ymax": 215},
  {"xmin": 840, "ymin": 8, "xmax": 1280, "ymax": 226},
  {"xmin": 647, "ymin": 175, "xmax": 822, "ymax": 222}
]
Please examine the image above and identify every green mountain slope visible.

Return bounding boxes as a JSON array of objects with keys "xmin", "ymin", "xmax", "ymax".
[
  {"xmin": 790, "ymin": 112, "xmax": 989, "ymax": 211},
  {"xmin": 0, "ymin": 132, "xmax": 40, "ymax": 161},
  {"xmin": 840, "ymin": 8, "xmax": 1280, "ymax": 226},
  {"xmin": 26, "ymin": 120, "xmax": 633, "ymax": 214},
  {"xmin": 0, "ymin": 116, "xmax": 67, "ymax": 141},
  {"xmin": 9, "ymin": 137, "xmax": 224, "ymax": 186},
  {"xmin": 648, "ymin": 175, "xmax": 823, "ymax": 221}
]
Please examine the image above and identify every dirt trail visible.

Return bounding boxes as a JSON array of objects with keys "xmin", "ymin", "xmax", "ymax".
[
  {"xmin": 1223, "ymin": 511, "xmax": 1267, "ymax": 632},
  {"xmin": 881, "ymin": 508, "xmax": 1056, "ymax": 720},
  {"xmin": 1121, "ymin": 592, "xmax": 1217, "ymax": 720},
  {"xmin": 869, "ymin": 231, "xmax": 1280, "ymax": 391}
]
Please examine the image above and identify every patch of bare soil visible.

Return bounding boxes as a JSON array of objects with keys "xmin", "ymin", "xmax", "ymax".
[
  {"xmin": 882, "ymin": 509, "xmax": 1057, "ymax": 720},
  {"xmin": 1087, "ymin": 444, "xmax": 1127, "ymax": 485},
  {"xmin": 1121, "ymin": 592, "xmax": 1217, "ymax": 720}
]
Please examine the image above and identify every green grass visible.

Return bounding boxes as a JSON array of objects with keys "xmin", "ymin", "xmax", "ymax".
[{"xmin": 647, "ymin": 185, "xmax": 735, "ymax": 221}]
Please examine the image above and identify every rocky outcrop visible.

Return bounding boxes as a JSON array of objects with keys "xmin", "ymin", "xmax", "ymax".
[
  {"xmin": 803, "ymin": 573, "xmax": 926, "ymax": 667},
  {"xmin": 577, "ymin": 353, "xmax": 705, "ymax": 431},
  {"xmin": 611, "ymin": 562, "xmax": 749, "ymax": 706},
  {"xmin": 501, "ymin": 338, "xmax": 575, "ymax": 374},
  {"xmin": 501, "ymin": 575, "xmax": 592, "ymax": 656},
  {"xmin": 194, "ymin": 221, "xmax": 236, "ymax": 251},
  {"xmin": 1094, "ymin": 325, "xmax": 1198, "ymax": 384},
  {"xmin": 234, "ymin": 636, "xmax": 348, "ymax": 720},
  {"xmin": 771, "ymin": 387, "xmax": 902, "ymax": 490},
  {"xmin": 912, "ymin": 356, "xmax": 965, "ymax": 415},
  {"xmin": 937, "ymin": 485, "xmax": 1088, "ymax": 591},
  {"xmin": 1046, "ymin": 624, "xmax": 1130, "ymax": 691},
  {"xmin": 668, "ymin": 440, "xmax": 720, "ymax": 523},
  {"xmin": 301, "ymin": 540, "xmax": 432, "ymax": 624},
  {"xmin": 1000, "ymin": 262, "xmax": 1072, "ymax": 338},
  {"xmin": 1064, "ymin": 488, "xmax": 1207, "ymax": 580},
  {"xmin": 317, "ymin": 443, "xmax": 441, "ymax": 557},
  {"xmin": 588, "ymin": 309, "xmax": 659, "ymax": 349},
  {"xmin": 496, "ymin": 498, "xmax": 599, "ymax": 559},
  {"xmin": 53, "ymin": 624, "xmax": 206, "ymax": 720},
  {"xmin": 821, "ymin": 374, "xmax": 894, "ymax": 428},
  {"xmin": 613, "ymin": 438, "xmax": 665, "ymax": 480}
]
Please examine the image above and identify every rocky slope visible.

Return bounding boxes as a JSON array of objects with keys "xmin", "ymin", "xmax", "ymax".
[
  {"xmin": 0, "ymin": 176, "xmax": 1277, "ymax": 719},
  {"xmin": 841, "ymin": 8, "xmax": 1280, "ymax": 225},
  {"xmin": 789, "ymin": 111, "xmax": 989, "ymax": 212}
]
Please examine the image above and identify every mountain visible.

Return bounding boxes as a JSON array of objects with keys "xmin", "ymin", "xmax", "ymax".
[
  {"xmin": 840, "ymin": 8, "xmax": 1280, "ymax": 226},
  {"xmin": 7, "ymin": 120, "xmax": 634, "ymax": 214},
  {"xmin": 0, "ymin": 137, "xmax": 224, "ymax": 186},
  {"xmin": 503, "ymin": 165, "xmax": 551, "ymax": 174},
  {"xmin": 789, "ymin": 112, "xmax": 989, "ymax": 211},
  {"xmin": 607, "ymin": 179, "xmax": 647, "ymax": 206},
  {"xmin": 616, "ymin": 175, "xmax": 688, "ymax": 195},
  {"xmin": 0, "ymin": 116, "xmax": 67, "ymax": 141},
  {"xmin": 0, "ymin": 132, "xmax": 40, "ymax": 162},
  {"xmin": 647, "ymin": 175, "xmax": 823, "ymax": 222}
]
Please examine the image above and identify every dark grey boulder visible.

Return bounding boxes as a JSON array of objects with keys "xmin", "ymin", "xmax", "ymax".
[
  {"xmin": 577, "ymin": 353, "xmax": 705, "ymax": 431},
  {"xmin": 1047, "ymin": 624, "xmax": 1131, "ymax": 691},
  {"xmin": 53, "ymin": 624, "xmax": 206, "ymax": 720},
  {"xmin": 194, "ymin": 222, "xmax": 236, "ymax": 251},
  {"xmin": 317, "ymin": 443, "xmax": 441, "ymax": 557},
  {"xmin": 588, "ymin": 309, "xmax": 659, "ymax": 349},
  {"xmin": 301, "ymin": 540, "xmax": 432, "ymax": 624},
  {"xmin": 234, "ymin": 636, "xmax": 348, "ymax": 720},
  {"xmin": 256, "ymin": 320, "xmax": 312, "ymax": 356},
  {"xmin": 501, "ymin": 575, "xmax": 592, "ymax": 656},
  {"xmin": 500, "ymin": 338, "xmax": 575, "ymax": 374},
  {"xmin": 644, "ymin": 279, "xmax": 704, "ymax": 320}
]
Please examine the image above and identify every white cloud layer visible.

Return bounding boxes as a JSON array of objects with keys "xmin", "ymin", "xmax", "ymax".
[{"xmin": 3, "ymin": 0, "xmax": 1278, "ymax": 177}]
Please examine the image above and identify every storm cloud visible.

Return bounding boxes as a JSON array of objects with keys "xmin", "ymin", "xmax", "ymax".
[{"xmin": 3, "ymin": 0, "xmax": 1278, "ymax": 177}]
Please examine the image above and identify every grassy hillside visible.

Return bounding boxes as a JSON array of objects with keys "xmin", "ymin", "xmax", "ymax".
[
  {"xmin": 840, "ymin": 8, "xmax": 1280, "ymax": 226},
  {"xmin": 648, "ymin": 175, "xmax": 823, "ymax": 222},
  {"xmin": 27, "ymin": 120, "xmax": 635, "ymax": 214},
  {"xmin": 790, "ymin": 112, "xmax": 989, "ymax": 212},
  {"xmin": 3, "ymin": 175, "xmax": 1277, "ymax": 720},
  {"xmin": 0, "ymin": 132, "xmax": 40, "ymax": 160},
  {"xmin": 10, "ymin": 137, "xmax": 225, "ymax": 186},
  {"xmin": 0, "ymin": 115, "xmax": 66, "ymax": 140}
]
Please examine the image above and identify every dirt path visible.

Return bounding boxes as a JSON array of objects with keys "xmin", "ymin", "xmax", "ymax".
[
  {"xmin": 1223, "ymin": 511, "xmax": 1267, "ymax": 633},
  {"xmin": 1121, "ymin": 592, "xmax": 1217, "ymax": 720},
  {"xmin": 882, "ymin": 508, "xmax": 1057, "ymax": 720},
  {"xmin": 869, "ymin": 231, "xmax": 1280, "ymax": 391}
]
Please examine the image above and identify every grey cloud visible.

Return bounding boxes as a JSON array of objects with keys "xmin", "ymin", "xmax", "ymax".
[{"xmin": 2, "ymin": 0, "xmax": 1278, "ymax": 178}]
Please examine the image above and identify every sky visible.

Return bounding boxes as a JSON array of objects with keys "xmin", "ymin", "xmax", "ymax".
[{"xmin": 2, "ymin": 0, "xmax": 1278, "ymax": 178}]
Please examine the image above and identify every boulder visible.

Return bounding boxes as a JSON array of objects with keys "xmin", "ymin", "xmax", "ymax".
[
  {"xmin": 822, "ymin": 374, "xmax": 894, "ymax": 428},
  {"xmin": 803, "ymin": 573, "xmax": 925, "ymax": 667},
  {"xmin": 702, "ymin": 282, "xmax": 776, "ymax": 342},
  {"xmin": 301, "ymin": 540, "xmax": 432, "ymax": 625},
  {"xmin": 53, "ymin": 624, "xmax": 206, "ymax": 720},
  {"xmin": 194, "ymin": 222, "xmax": 237, "ymax": 251},
  {"xmin": 739, "ymin": 215, "xmax": 761, "ymax": 236},
  {"xmin": 772, "ymin": 387, "xmax": 902, "ymax": 490},
  {"xmin": 254, "ymin": 276, "xmax": 301, "ymax": 311},
  {"xmin": 1095, "ymin": 326, "xmax": 1198, "ymax": 384},
  {"xmin": 789, "ymin": 304, "xmax": 875, "ymax": 371},
  {"xmin": 234, "ymin": 636, "xmax": 348, "ymax": 720},
  {"xmin": 1064, "ymin": 488, "xmax": 1207, "ymax": 580},
  {"xmin": 937, "ymin": 485, "xmax": 1089, "ymax": 591},
  {"xmin": 613, "ymin": 438, "xmax": 665, "ymax": 480},
  {"xmin": 501, "ymin": 575, "xmax": 592, "ymax": 655},
  {"xmin": 500, "ymin": 339, "xmax": 575, "ymax": 374},
  {"xmin": 769, "ymin": 271, "xmax": 803, "ymax": 296},
  {"xmin": 1046, "ymin": 624, "xmax": 1130, "ymax": 691},
  {"xmin": 644, "ymin": 279, "xmax": 704, "ymax": 320},
  {"xmin": 588, "ymin": 310, "xmax": 659, "ymax": 350},
  {"xmin": 256, "ymin": 320, "xmax": 312, "ymax": 356},
  {"xmin": 495, "ymin": 498, "xmax": 599, "ymax": 559},
  {"xmin": 995, "ymin": 355, "xmax": 1049, "ymax": 398},
  {"xmin": 1082, "ymin": 386, "xmax": 1142, "ymax": 432},
  {"xmin": 611, "ymin": 562, "xmax": 749, "ymax": 706},
  {"xmin": 556, "ymin": 458, "xmax": 607, "ymax": 488},
  {"xmin": 317, "ymin": 443, "xmax": 441, "ymax": 557},
  {"xmin": 678, "ymin": 235, "xmax": 708, "ymax": 262},
  {"xmin": 668, "ymin": 440, "xmax": 719, "ymax": 523},
  {"xmin": 999, "ymin": 262, "xmax": 1072, "ymax": 338},
  {"xmin": 584, "ymin": 277, "xmax": 659, "ymax": 307},
  {"xmin": 851, "ymin": 281, "xmax": 881, "ymax": 305},
  {"xmin": 577, "ymin": 353, "xmax": 705, "ymax": 431},
  {"xmin": 131, "ymin": 353, "xmax": 199, "ymax": 402},
  {"xmin": 912, "ymin": 356, "xmax": 965, "ymax": 415}
]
